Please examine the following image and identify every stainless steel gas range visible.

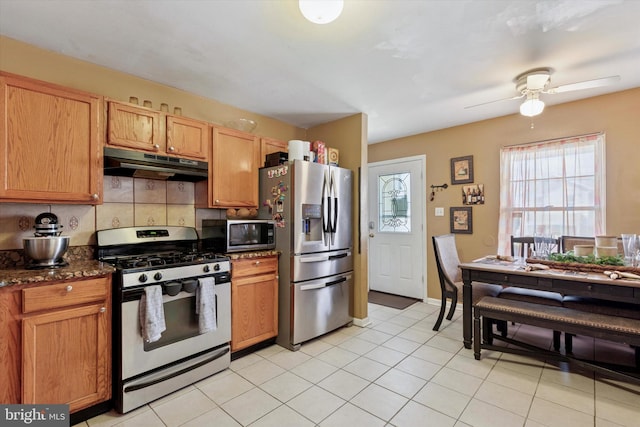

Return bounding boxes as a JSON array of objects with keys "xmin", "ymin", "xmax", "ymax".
[{"xmin": 96, "ymin": 226, "xmax": 231, "ymax": 414}]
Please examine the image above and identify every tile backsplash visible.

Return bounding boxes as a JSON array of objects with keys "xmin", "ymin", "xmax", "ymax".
[{"xmin": 0, "ymin": 176, "xmax": 225, "ymax": 251}]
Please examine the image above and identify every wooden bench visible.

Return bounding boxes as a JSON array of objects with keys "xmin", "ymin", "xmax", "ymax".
[{"xmin": 473, "ymin": 296, "xmax": 640, "ymax": 384}]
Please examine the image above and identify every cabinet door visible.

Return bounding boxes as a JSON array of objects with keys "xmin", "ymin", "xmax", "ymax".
[
  {"xmin": 260, "ymin": 137, "xmax": 288, "ymax": 166},
  {"xmin": 166, "ymin": 115, "xmax": 209, "ymax": 160},
  {"xmin": 231, "ymin": 272, "xmax": 278, "ymax": 352},
  {"xmin": 211, "ymin": 126, "xmax": 260, "ymax": 207},
  {"xmin": 0, "ymin": 72, "xmax": 103, "ymax": 204},
  {"xmin": 22, "ymin": 302, "xmax": 111, "ymax": 412},
  {"xmin": 107, "ymin": 101, "xmax": 162, "ymax": 152}
]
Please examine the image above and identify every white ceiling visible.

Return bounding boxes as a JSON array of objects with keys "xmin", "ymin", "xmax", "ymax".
[{"xmin": 1, "ymin": 0, "xmax": 639, "ymax": 143}]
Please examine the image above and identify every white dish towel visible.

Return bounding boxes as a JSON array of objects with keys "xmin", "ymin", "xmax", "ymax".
[
  {"xmin": 139, "ymin": 285, "xmax": 166, "ymax": 343},
  {"xmin": 196, "ymin": 277, "xmax": 217, "ymax": 333}
]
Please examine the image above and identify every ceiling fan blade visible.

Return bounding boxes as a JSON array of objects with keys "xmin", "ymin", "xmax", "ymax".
[
  {"xmin": 464, "ymin": 94, "xmax": 524, "ymax": 109},
  {"xmin": 546, "ymin": 75, "xmax": 620, "ymax": 94}
]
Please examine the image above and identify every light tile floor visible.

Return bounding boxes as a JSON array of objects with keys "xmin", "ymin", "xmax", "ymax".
[{"xmin": 75, "ymin": 301, "xmax": 640, "ymax": 427}]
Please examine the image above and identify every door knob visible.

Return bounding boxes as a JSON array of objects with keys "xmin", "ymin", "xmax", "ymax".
[{"xmin": 369, "ymin": 233, "xmax": 374, "ymax": 238}]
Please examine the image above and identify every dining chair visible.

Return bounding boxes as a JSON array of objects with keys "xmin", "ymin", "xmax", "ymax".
[
  {"xmin": 560, "ymin": 235, "xmax": 624, "ymax": 255},
  {"xmin": 432, "ymin": 234, "xmax": 503, "ymax": 331},
  {"xmin": 511, "ymin": 235, "xmax": 560, "ymax": 258},
  {"xmin": 504, "ymin": 235, "xmax": 563, "ymax": 350},
  {"xmin": 560, "ymin": 235, "xmax": 594, "ymax": 253}
]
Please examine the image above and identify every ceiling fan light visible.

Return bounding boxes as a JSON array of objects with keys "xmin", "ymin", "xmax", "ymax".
[
  {"xmin": 299, "ymin": 0, "xmax": 344, "ymax": 24},
  {"xmin": 520, "ymin": 97, "xmax": 545, "ymax": 117}
]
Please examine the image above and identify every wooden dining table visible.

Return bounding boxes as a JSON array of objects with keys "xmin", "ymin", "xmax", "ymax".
[{"xmin": 459, "ymin": 257, "xmax": 640, "ymax": 349}]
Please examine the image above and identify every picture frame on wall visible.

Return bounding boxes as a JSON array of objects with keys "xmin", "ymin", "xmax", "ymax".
[
  {"xmin": 450, "ymin": 207, "xmax": 473, "ymax": 234},
  {"xmin": 450, "ymin": 155, "xmax": 474, "ymax": 184},
  {"xmin": 462, "ymin": 183, "xmax": 484, "ymax": 205}
]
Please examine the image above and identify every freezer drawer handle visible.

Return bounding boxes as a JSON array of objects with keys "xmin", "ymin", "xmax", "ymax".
[
  {"xmin": 326, "ymin": 277, "xmax": 348, "ymax": 287},
  {"xmin": 300, "ymin": 255, "xmax": 329, "ymax": 263},
  {"xmin": 300, "ymin": 283, "xmax": 326, "ymax": 291},
  {"xmin": 328, "ymin": 252, "xmax": 349, "ymax": 260}
]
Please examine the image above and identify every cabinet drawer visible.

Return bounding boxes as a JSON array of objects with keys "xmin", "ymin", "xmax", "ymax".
[
  {"xmin": 231, "ymin": 256, "xmax": 278, "ymax": 278},
  {"xmin": 23, "ymin": 277, "xmax": 109, "ymax": 314}
]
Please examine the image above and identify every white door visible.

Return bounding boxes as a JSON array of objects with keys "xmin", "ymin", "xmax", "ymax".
[{"xmin": 368, "ymin": 156, "xmax": 426, "ymax": 299}]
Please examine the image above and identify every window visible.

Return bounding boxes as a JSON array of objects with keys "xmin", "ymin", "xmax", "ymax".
[
  {"xmin": 498, "ymin": 133, "xmax": 606, "ymax": 254},
  {"xmin": 378, "ymin": 172, "xmax": 411, "ymax": 233}
]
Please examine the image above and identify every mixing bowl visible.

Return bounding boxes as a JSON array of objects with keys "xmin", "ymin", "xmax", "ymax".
[{"xmin": 23, "ymin": 236, "xmax": 70, "ymax": 265}]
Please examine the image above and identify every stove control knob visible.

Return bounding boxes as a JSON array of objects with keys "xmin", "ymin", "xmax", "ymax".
[
  {"xmin": 203, "ymin": 265, "xmax": 211, "ymax": 273},
  {"xmin": 139, "ymin": 274, "xmax": 148, "ymax": 283},
  {"xmin": 154, "ymin": 272, "xmax": 163, "ymax": 281},
  {"xmin": 214, "ymin": 263, "xmax": 221, "ymax": 271}
]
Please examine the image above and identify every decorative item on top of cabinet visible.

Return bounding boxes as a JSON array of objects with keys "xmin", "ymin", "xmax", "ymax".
[
  {"xmin": 196, "ymin": 126, "xmax": 260, "ymax": 208},
  {"xmin": 107, "ymin": 100, "xmax": 209, "ymax": 161},
  {"xmin": 230, "ymin": 255, "xmax": 278, "ymax": 352},
  {"xmin": 0, "ymin": 275, "xmax": 112, "ymax": 412},
  {"xmin": 260, "ymin": 137, "xmax": 288, "ymax": 166},
  {"xmin": 0, "ymin": 72, "xmax": 103, "ymax": 204}
]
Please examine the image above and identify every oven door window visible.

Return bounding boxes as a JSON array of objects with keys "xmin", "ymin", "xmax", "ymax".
[{"xmin": 144, "ymin": 295, "xmax": 199, "ymax": 351}]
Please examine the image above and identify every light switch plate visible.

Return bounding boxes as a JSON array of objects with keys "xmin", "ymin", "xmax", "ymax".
[{"xmin": 435, "ymin": 207, "xmax": 444, "ymax": 217}]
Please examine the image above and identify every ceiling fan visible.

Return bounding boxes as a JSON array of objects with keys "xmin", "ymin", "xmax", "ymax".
[{"xmin": 465, "ymin": 67, "xmax": 621, "ymax": 117}]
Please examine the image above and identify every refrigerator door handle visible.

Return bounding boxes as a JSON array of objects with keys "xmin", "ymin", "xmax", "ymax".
[
  {"xmin": 322, "ymin": 171, "xmax": 330, "ymax": 234},
  {"xmin": 300, "ymin": 282, "xmax": 326, "ymax": 291},
  {"xmin": 329, "ymin": 170, "xmax": 338, "ymax": 235}
]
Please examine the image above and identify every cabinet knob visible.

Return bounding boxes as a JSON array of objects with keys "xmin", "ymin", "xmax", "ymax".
[
  {"xmin": 255, "ymin": 261, "xmax": 261, "ymax": 265},
  {"xmin": 66, "ymin": 285, "xmax": 73, "ymax": 292},
  {"xmin": 168, "ymin": 146, "xmax": 175, "ymax": 152},
  {"xmin": 154, "ymin": 144, "xmax": 160, "ymax": 150},
  {"xmin": 215, "ymin": 199, "xmax": 220, "ymax": 204},
  {"xmin": 100, "ymin": 307, "xmax": 106, "ymax": 313},
  {"xmin": 91, "ymin": 193, "xmax": 99, "ymax": 201}
]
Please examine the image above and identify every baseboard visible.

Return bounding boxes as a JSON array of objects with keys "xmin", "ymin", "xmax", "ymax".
[{"xmin": 352, "ymin": 317, "xmax": 372, "ymax": 327}]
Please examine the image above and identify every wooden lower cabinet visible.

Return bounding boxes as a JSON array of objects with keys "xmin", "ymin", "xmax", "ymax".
[
  {"xmin": 0, "ymin": 275, "xmax": 111, "ymax": 412},
  {"xmin": 231, "ymin": 256, "xmax": 278, "ymax": 352}
]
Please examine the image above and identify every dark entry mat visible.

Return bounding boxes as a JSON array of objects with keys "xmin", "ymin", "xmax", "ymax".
[{"xmin": 368, "ymin": 290, "xmax": 419, "ymax": 310}]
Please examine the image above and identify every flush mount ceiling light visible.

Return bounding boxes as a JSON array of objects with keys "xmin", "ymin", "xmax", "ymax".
[
  {"xmin": 299, "ymin": 0, "xmax": 344, "ymax": 24},
  {"xmin": 519, "ymin": 92, "xmax": 545, "ymax": 117}
]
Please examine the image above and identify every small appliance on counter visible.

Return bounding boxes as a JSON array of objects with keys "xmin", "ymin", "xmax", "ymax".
[
  {"xmin": 201, "ymin": 219, "xmax": 276, "ymax": 253},
  {"xmin": 23, "ymin": 212, "xmax": 69, "ymax": 269}
]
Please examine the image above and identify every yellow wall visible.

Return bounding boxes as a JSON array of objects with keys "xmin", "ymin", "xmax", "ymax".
[
  {"xmin": 0, "ymin": 36, "xmax": 305, "ymax": 142},
  {"xmin": 0, "ymin": 36, "xmax": 372, "ymax": 321},
  {"xmin": 369, "ymin": 88, "xmax": 640, "ymax": 301},
  {"xmin": 308, "ymin": 114, "xmax": 369, "ymax": 321}
]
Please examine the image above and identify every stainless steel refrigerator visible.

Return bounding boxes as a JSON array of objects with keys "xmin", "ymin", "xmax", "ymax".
[{"xmin": 259, "ymin": 160, "xmax": 353, "ymax": 351}]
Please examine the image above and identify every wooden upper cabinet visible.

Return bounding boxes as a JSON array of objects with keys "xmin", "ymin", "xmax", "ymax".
[
  {"xmin": 107, "ymin": 100, "xmax": 209, "ymax": 161},
  {"xmin": 166, "ymin": 115, "xmax": 209, "ymax": 160},
  {"xmin": 209, "ymin": 126, "xmax": 260, "ymax": 208},
  {"xmin": 260, "ymin": 137, "xmax": 288, "ymax": 167},
  {"xmin": 107, "ymin": 101, "xmax": 162, "ymax": 152},
  {"xmin": 0, "ymin": 72, "xmax": 103, "ymax": 204}
]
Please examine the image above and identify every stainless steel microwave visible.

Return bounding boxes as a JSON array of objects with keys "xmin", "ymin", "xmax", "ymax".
[{"xmin": 201, "ymin": 219, "xmax": 276, "ymax": 253}]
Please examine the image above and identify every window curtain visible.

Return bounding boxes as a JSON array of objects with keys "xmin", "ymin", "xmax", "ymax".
[{"xmin": 498, "ymin": 133, "xmax": 606, "ymax": 255}]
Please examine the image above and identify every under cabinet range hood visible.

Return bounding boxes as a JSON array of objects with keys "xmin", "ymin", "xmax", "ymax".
[{"xmin": 103, "ymin": 147, "xmax": 208, "ymax": 181}]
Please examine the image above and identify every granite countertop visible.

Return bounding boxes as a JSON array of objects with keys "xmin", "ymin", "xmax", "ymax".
[
  {"xmin": 225, "ymin": 250, "xmax": 280, "ymax": 260},
  {"xmin": 0, "ymin": 260, "xmax": 115, "ymax": 288}
]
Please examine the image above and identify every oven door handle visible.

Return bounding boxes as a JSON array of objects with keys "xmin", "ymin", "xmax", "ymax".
[{"xmin": 123, "ymin": 346, "xmax": 230, "ymax": 393}]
